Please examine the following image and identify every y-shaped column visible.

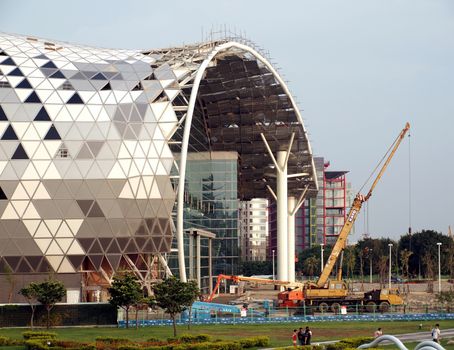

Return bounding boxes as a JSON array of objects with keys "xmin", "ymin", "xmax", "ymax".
[{"xmin": 261, "ymin": 133, "xmax": 295, "ymax": 282}]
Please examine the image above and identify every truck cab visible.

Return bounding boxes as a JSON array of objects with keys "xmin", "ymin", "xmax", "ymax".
[{"xmin": 363, "ymin": 288, "xmax": 404, "ymax": 312}]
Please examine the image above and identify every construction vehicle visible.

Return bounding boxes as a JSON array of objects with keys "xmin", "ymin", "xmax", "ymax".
[
  {"xmin": 208, "ymin": 274, "xmax": 302, "ymax": 302},
  {"xmin": 278, "ymin": 123, "xmax": 410, "ymax": 312}
]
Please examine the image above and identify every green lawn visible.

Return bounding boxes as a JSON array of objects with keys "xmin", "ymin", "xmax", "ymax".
[{"xmin": 0, "ymin": 320, "xmax": 453, "ymax": 347}]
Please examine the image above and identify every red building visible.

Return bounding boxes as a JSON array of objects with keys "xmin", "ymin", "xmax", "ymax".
[{"xmin": 268, "ymin": 158, "xmax": 349, "ymax": 257}]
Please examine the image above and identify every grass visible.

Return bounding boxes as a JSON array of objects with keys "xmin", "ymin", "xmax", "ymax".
[{"xmin": 0, "ymin": 320, "xmax": 453, "ymax": 347}]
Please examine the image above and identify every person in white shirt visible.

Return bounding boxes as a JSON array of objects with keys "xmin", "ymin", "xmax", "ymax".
[
  {"xmin": 374, "ymin": 328, "xmax": 383, "ymax": 338},
  {"xmin": 431, "ymin": 324, "xmax": 441, "ymax": 343}
]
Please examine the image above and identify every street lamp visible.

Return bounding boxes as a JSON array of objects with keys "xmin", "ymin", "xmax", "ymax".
[
  {"xmin": 437, "ymin": 242, "xmax": 442, "ymax": 293},
  {"xmin": 320, "ymin": 243, "xmax": 325, "ymax": 273},
  {"xmin": 369, "ymin": 249, "xmax": 373, "ymax": 284},
  {"xmin": 388, "ymin": 243, "xmax": 393, "ymax": 289},
  {"xmin": 272, "ymin": 249, "xmax": 275, "ymax": 280}
]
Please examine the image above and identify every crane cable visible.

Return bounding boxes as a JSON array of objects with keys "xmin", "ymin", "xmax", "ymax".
[
  {"xmin": 357, "ymin": 131, "xmax": 401, "ymax": 195},
  {"xmin": 408, "ymin": 129, "xmax": 412, "ymax": 235}
]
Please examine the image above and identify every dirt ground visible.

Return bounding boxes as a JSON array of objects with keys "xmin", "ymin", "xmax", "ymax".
[{"xmin": 213, "ymin": 280, "xmax": 454, "ymax": 308}]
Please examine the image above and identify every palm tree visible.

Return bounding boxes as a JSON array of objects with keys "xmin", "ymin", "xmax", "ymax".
[
  {"xmin": 378, "ymin": 256, "xmax": 388, "ymax": 288},
  {"xmin": 400, "ymin": 249, "xmax": 413, "ymax": 278},
  {"xmin": 344, "ymin": 247, "xmax": 356, "ymax": 279},
  {"xmin": 304, "ymin": 256, "xmax": 319, "ymax": 279}
]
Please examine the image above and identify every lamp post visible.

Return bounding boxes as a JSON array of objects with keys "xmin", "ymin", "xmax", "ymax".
[
  {"xmin": 369, "ymin": 249, "xmax": 373, "ymax": 284},
  {"xmin": 388, "ymin": 243, "xmax": 393, "ymax": 289},
  {"xmin": 320, "ymin": 243, "xmax": 324, "ymax": 273},
  {"xmin": 437, "ymin": 242, "xmax": 442, "ymax": 293},
  {"xmin": 272, "ymin": 249, "xmax": 275, "ymax": 280}
]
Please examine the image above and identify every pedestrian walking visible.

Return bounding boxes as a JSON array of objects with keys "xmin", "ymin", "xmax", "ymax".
[
  {"xmin": 431, "ymin": 324, "xmax": 441, "ymax": 343},
  {"xmin": 374, "ymin": 328, "xmax": 383, "ymax": 338},
  {"xmin": 305, "ymin": 326, "xmax": 312, "ymax": 345},
  {"xmin": 292, "ymin": 329, "xmax": 298, "ymax": 348}
]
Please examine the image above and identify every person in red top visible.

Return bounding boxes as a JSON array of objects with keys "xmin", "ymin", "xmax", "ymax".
[{"xmin": 292, "ymin": 329, "xmax": 298, "ymax": 347}]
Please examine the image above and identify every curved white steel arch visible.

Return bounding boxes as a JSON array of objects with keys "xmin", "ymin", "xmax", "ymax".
[{"xmin": 176, "ymin": 41, "xmax": 317, "ymax": 281}]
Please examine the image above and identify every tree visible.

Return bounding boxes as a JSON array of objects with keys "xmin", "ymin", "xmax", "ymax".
[
  {"xmin": 297, "ymin": 245, "xmax": 333, "ymax": 274},
  {"xmin": 400, "ymin": 249, "xmax": 413, "ymax": 278},
  {"xmin": 134, "ymin": 296, "xmax": 155, "ymax": 330},
  {"xmin": 33, "ymin": 280, "xmax": 66, "ymax": 329},
  {"xmin": 358, "ymin": 248, "xmax": 365, "ymax": 286},
  {"xmin": 449, "ymin": 235, "xmax": 454, "ymax": 279},
  {"xmin": 344, "ymin": 246, "xmax": 356, "ymax": 279},
  {"xmin": 399, "ymin": 230, "xmax": 451, "ymax": 277},
  {"xmin": 108, "ymin": 272, "xmax": 143, "ymax": 328},
  {"xmin": 152, "ymin": 277, "xmax": 199, "ymax": 336},
  {"xmin": 239, "ymin": 261, "xmax": 272, "ymax": 276},
  {"xmin": 303, "ymin": 256, "xmax": 319, "ymax": 279},
  {"xmin": 378, "ymin": 256, "xmax": 388, "ymax": 287},
  {"xmin": 4, "ymin": 265, "xmax": 16, "ymax": 304},
  {"xmin": 19, "ymin": 283, "xmax": 40, "ymax": 329}
]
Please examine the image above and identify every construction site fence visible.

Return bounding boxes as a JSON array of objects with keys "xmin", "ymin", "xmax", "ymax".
[{"xmin": 119, "ymin": 305, "xmax": 454, "ymax": 327}]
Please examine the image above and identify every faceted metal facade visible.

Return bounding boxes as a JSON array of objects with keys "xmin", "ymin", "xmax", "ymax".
[
  {"xmin": 0, "ymin": 33, "xmax": 318, "ymax": 289},
  {"xmin": 0, "ymin": 33, "xmax": 177, "ymax": 275}
]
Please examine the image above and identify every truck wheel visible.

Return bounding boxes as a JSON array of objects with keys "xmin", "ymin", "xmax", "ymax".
[
  {"xmin": 366, "ymin": 301, "xmax": 376, "ymax": 313},
  {"xmin": 319, "ymin": 302, "xmax": 329, "ymax": 313},
  {"xmin": 379, "ymin": 301, "xmax": 390, "ymax": 312},
  {"xmin": 331, "ymin": 303, "xmax": 341, "ymax": 313}
]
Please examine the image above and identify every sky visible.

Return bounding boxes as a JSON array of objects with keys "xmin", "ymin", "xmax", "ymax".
[{"xmin": 1, "ymin": 0, "xmax": 453, "ymax": 241}]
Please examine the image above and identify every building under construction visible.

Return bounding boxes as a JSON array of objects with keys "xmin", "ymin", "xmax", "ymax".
[{"xmin": 0, "ymin": 32, "xmax": 317, "ymax": 302}]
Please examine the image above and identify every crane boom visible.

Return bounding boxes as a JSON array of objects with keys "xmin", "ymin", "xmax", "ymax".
[
  {"xmin": 207, "ymin": 274, "xmax": 302, "ymax": 302},
  {"xmin": 316, "ymin": 122, "xmax": 410, "ymax": 288}
]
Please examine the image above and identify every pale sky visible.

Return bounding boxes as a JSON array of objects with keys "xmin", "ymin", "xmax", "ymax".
[{"xmin": 1, "ymin": 0, "xmax": 453, "ymax": 241}]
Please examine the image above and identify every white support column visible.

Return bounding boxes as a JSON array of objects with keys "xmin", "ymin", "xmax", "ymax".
[
  {"xmin": 196, "ymin": 234, "xmax": 201, "ymax": 288},
  {"xmin": 189, "ymin": 233, "xmax": 194, "ymax": 280},
  {"xmin": 287, "ymin": 196, "xmax": 296, "ymax": 282},
  {"xmin": 208, "ymin": 238, "xmax": 213, "ymax": 294},
  {"xmin": 276, "ymin": 151, "xmax": 289, "ymax": 281}
]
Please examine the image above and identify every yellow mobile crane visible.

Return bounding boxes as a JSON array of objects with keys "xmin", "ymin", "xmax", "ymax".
[{"xmin": 278, "ymin": 123, "xmax": 410, "ymax": 312}]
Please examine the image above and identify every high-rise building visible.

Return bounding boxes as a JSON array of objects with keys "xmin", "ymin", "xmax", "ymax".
[
  {"xmin": 239, "ymin": 198, "xmax": 268, "ymax": 261},
  {"xmin": 298, "ymin": 158, "xmax": 349, "ymax": 250}
]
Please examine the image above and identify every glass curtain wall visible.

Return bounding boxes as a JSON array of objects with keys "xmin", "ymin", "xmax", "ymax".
[{"xmin": 168, "ymin": 152, "xmax": 239, "ymax": 290}]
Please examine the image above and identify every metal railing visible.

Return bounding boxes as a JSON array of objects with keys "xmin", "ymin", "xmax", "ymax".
[{"xmin": 118, "ymin": 304, "xmax": 454, "ymax": 327}]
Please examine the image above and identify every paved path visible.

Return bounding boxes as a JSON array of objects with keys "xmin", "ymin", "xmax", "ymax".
[{"xmin": 262, "ymin": 328, "xmax": 454, "ymax": 349}]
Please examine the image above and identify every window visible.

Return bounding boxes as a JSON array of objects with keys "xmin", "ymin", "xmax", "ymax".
[
  {"xmin": 57, "ymin": 147, "xmax": 69, "ymax": 158},
  {"xmin": 61, "ymin": 81, "xmax": 73, "ymax": 90}
]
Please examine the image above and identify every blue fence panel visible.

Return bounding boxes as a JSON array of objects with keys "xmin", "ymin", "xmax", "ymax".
[{"xmin": 118, "ymin": 312, "xmax": 454, "ymax": 328}]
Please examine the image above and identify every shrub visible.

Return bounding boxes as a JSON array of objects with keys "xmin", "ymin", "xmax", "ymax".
[
  {"xmin": 25, "ymin": 339, "xmax": 50, "ymax": 350},
  {"xmin": 239, "ymin": 336, "xmax": 270, "ymax": 348},
  {"xmin": 95, "ymin": 336, "xmax": 131, "ymax": 344},
  {"xmin": 179, "ymin": 334, "xmax": 212, "ymax": 343},
  {"xmin": 175, "ymin": 341, "xmax": 241, "ymax": 350},
  {"xmin": 23, "ymin": 332, "xmax": 57, "ymax": 340},
  {"xmin": 326, "ymin": 337, "xmax": 372, "ymax": 350},
  {"xmin": 146, "ymin": 337, "xmax": 162, "ymax": 343},
  {"xmin": 338, "ymin": 337, "xmax": 373, "ymax": 348},
  {"xmin": 326, "ymin": 343, "xmax": 349, "ymax": 350},
  {"xmin": 275, "ymin": 346, "xmax": 324, "ymax": 350},
  {"xmin": 0, "ymin": 336, "xmax": 11, "ymax": 346},
  {"xmin": 139, "ymin": 346, "xmax": 173, "ymax": 350},
  {"xmin": 81, "ymin": 344, "xmax": 97, "ymax": 350},
  {"xmin": 54, "ymin": 340, "xmax": 91, "ymax": 349}
]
